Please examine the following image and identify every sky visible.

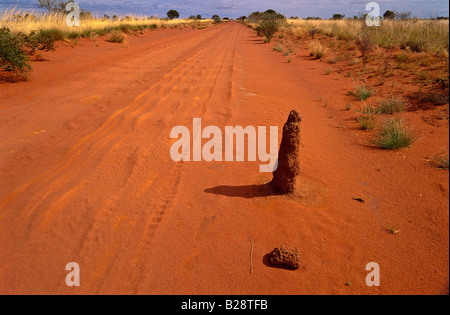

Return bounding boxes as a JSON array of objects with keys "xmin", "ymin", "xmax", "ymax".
[{"xmin": 0, "ymin": 0, "xmax": 449, "ymax": 19}]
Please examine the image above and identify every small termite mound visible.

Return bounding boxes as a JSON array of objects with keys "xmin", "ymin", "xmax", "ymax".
[
  {"xmin": 271, "ymin": 110, "xmax": 302, "ymax": 194},
  {"xmin": 268, "ymin": 245, "xmax": 300, "ymax": 269}
]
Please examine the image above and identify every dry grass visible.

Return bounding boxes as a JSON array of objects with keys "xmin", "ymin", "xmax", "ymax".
[
  {"xmin": 107, "ymin": 30, "xmax": 127, "ymax": 43},
  {"xmin": 0, "ymin": 8, "xmax": 213, "ymax": 38},
  {"xmin": 308, "ymin": 41, "xmax": 326, "ymax": 59},
  {"xmin": 357, "ymin": 114, "xmax": 376, "ymax": 130},
  {"xmin": 435, "ymin": 154, "xmax": 450, "ymax": 170},
  {"xmin": 377, "ymin": 96, "xmax": 409, "ymax": 114},
  {"xmin": 287, "ymin": 19, "xmax": 449, "ymax": 56}
]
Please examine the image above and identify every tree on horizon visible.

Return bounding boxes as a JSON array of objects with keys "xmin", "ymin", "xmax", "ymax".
[
  {"xmin": 332, "ymin": 13, "xmax": 345, "ymax": 20},
  {"xmin": 383, "ymin": 10, "xmax": 396, "ymax": 20},
  {"xmin": 167, "ymin": 9, "xmax": 180, "ymax": 20}
]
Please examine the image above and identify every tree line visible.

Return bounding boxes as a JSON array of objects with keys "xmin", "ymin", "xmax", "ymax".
[{"xmin": 36, "ymin": 2, "xmax": 448, "ymax": 21}]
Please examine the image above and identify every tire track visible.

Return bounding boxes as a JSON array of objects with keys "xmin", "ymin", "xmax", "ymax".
[
  {"xmin": 0, "ymin": 23, "xmax": 250, "ymax": 293},
  {"xmin": 0, "ymin": 26, "xmax": 229, "ymax": 216}
]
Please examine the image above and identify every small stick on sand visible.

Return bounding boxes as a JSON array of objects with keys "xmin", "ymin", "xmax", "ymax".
[{"xmin": 248, "ymin": 237, "xmax": 253, "ymax": 274}]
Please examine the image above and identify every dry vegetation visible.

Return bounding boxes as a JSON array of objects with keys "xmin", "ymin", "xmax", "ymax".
[
  {"xmin": 252, "ymin": 18, "xmax": 449, "ymax": 110},
  {"xmin": 248, "ymin": 16, "xmax": 448, "ymax": 155},
  {"xmin": 0, "ymin": 8, "xmax": 213, "ymax": 38},
  {"xmin": 285, "ymin": 19, "xmax": 449, "ymax": 56}
]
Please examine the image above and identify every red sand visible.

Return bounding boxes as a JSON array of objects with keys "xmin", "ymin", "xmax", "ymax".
[{"xmin": 0, "ymin": 22, "xmax": 448, "ymax": 295}]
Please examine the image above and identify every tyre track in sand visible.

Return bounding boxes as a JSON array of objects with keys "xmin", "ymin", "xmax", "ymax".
[{"xmin": 0, "ymin": 22, "xmax": 244, "ymax": 294}]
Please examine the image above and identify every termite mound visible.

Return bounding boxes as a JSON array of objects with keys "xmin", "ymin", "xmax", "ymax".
[{"xmin": 271, "ymin": 110, "xmax": 328, "ymax": 208}]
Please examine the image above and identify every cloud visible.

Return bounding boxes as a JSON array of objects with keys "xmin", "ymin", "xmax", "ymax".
[{"xmin": 1, "ymin": 0, "xmax": 448, "ymax": 18}]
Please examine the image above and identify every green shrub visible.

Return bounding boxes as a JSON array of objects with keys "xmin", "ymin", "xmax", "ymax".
[
  {"xmin": 0, "ymin": 28, "xmax": 31, "ymax": 78},
  {"xmin": 22, "ymin": 30, "xmax": 56, "ymax": 54},
  {"xmin": 255, "ymin": 25, "xmax": 262, "ymax": 36},
  {"xmin": 258, "ymin": 20, "xmax": 279, "ymax": 43}
]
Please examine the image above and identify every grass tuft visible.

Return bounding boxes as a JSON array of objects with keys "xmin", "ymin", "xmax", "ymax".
[
  {"xmin": 357, "ymin": 114, "xmax": 376, "ymax": 130},
  {"xmin": 354, "ymin": 85, "xmax": 374, "ymax": 101},
  {"xmin": 343, "ymin": 103, "xmax": 353, "ymax": 111},
  {"xmin": 273, "ymin": 44, "xmax": 283, "ymax": 52},
  {"xmin": 435, "ymin": 154, "xmax": 449, "ymax": 170},
  {"xmin": 107, "ymin": 30, "xmax": 127, "ymax": 43},
  {"xmin": 360, "ymin": 102, "xmax": 378, "ymax": 115},
  {"xmin": 308, "ymin": 41, "xmax": 326, "ymax": 59},
  {"xmin": 374, "ymin": 119, "xmax": 415, "ymax": 150},
  {"xmin": 377, "ymin": 96, "xmax": 408, "ymax": 115},
  {"xmin": 39, "ymin": 28, "xmax": 66, "ymax": 41}
]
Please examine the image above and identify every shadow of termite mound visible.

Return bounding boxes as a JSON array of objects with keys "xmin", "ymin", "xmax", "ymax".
[
  {"xmin": 204, "ymin": 178, "xmax": 327, "ymax": 208},
  {"xmin": 204, "ymin": 183, "xmax": 281, "ymax": 199}
]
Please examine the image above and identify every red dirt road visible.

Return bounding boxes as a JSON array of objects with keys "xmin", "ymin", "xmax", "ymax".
[{"xmin": 0, "ymin": 22, "xmax": 448, "ymax": 295}]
